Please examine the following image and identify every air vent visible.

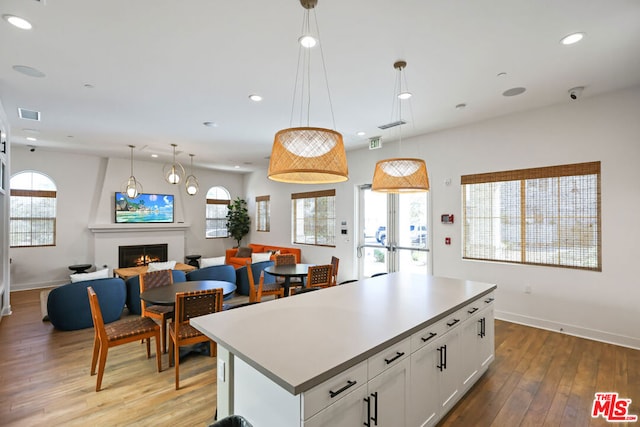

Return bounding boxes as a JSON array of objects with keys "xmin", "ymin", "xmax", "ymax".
[
  {"xmin": 378, "ymin": 120, "xmax": 406, "ymax": 130},
  {"xmin": 18, "ymin": 108, "xmax": 41, "ymax": 121}
]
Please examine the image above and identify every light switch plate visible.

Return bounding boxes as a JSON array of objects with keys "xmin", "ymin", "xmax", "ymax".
[{"xmin": 217, "ymin": 359, "xmax": 225, "ymax": 382}]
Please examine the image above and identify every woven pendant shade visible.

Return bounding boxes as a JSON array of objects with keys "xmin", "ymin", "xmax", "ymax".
[
  {"xmin": 268, "ymin": 127, "xmax": 348, "ymax": 184},
  {"xmin": 372, "ymin": 158, "xmax": 429, "ymax": 193}
]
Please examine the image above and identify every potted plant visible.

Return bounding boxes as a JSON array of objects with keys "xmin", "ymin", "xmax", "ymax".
[{"xmin": 226, "ymin": 197, "xmax": 251, "ymax": 247}]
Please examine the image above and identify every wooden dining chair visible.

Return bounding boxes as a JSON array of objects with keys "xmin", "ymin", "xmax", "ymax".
[
  {"xmin": 246, "ymin": 260, "xmax": 284, "ymax": 303},
  {"xmin": 274, "ymin": 253, "xmax": 303, "ymax": 293},
  {"xmin": 291, "ymin": 264, "xmax": 333, "ymax": 295},
  {"xmin": 330, "ymin": 256, "xmax": 339, "ymax": 286},
  {"xmin": 169, "ymin": 288, "xmax": 223, "ymax": 390},
  {"xmin": 139, "ymin": 269, "xmax": 174, "ymax": 353},
  {"xmin": 87, "ymin": 286, "xmax": 162, "ymax": 392}
]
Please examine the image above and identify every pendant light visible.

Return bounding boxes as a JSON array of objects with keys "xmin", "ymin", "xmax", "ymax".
[
  {"xmin": 185, "ymin": 154, "xmax": 199, "ymax": 196},
  {"xmin": 372, "ymin": 61, "xmax": 429, "ymax": 193},
  {"xmin": 268, "ymin": 0, "xmax": 348, "ymax": 184},
  {"xmin": 123, "ymin": 144, "xmax": 142, "ymax": 199},
  {"xmin": 163, "ymin": 143, "xmax": 185, "ymax": 185}
]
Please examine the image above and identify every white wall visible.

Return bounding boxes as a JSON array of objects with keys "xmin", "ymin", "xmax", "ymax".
[
  {"xmin": 0, "ymin": 100, "xmax": 10, "ymax": 319},
  {"xmin": 244, "ymin": 86, "xmax": 640, "ymax": 349},
  {"xmin": 9, "ymin": 149, "xmax": 244, "ymax": 290}
]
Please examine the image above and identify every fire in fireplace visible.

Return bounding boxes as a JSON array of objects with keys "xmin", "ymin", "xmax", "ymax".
[{"xmin": 119, "ymin": 244, "xmax": 168, "ymax": 268}]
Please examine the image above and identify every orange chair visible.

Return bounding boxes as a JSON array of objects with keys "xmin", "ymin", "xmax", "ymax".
[
  {"xmin": 169, "ymin": 288, "xmax": 223, "ymax": 389},
  {"xmin": 330, "ymin": 256, "xmax": 340, "ymax": 286},
  {"xmin": 139, "ymin": 269, "xmax": 174, "ymax": 353},
  {"xmin": 246, "ymin": 261, "xmax": 284, "ymax": 303},
  {"xmin": 274, "ymin": 253, "xmax": 303, "ymax": 293},
  {"xmin": 87, "ymin": 286, "xmax": 162, "ymax": 392},
  {"xmin": 292, "ymin": 264, "xmax": 333, "ymax": 295}
]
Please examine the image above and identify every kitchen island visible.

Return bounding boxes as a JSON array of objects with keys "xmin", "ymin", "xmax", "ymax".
[{"xmin": 192, "ymin": 272, "xmax": 496, "ymax": 427}]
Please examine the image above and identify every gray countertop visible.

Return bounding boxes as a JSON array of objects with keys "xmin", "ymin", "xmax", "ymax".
[{"xmin": 191, "ymin": 272, "xmax": 496, "ymax": 395}]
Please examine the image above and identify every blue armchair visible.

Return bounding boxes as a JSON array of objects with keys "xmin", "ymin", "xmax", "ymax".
[
  {"xmin": 47, "ymin": 277, "xmax": 126, "ymax": 331},
  {"xmin": 125, "ymin": 269, "xmax": 186, "ymax": 315}
]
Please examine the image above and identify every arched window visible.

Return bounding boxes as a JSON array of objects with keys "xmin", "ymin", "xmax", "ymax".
[
  {"xmin": 10, "ymin": 171, "xmax": 57, "ymax": 247},
  {"xmin": 205, "ymin": 186, "xmax": 230, "ymax": 238}
]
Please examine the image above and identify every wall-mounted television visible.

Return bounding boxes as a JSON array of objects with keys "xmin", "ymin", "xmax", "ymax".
[{"xmin": 115, "ymin": 192, "xmax": 174, "ymax": 223}]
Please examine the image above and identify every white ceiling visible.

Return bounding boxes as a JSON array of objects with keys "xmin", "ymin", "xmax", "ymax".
[{"xmin": 1, "ymin": 0, "xmax": 640, "ymax": 173}]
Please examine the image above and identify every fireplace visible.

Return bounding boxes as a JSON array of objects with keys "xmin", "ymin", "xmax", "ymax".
[{"xmin": 119, "ymin": 244, "xmax": 168, "ymax": 268}]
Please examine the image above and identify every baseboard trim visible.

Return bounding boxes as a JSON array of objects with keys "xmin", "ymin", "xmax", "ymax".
[{"xmin": 496, "ymin": 310, "xmax": 640, "ymax": 350}]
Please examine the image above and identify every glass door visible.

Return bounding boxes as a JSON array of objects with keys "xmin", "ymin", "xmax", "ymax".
[{"xmin": 358, "ymin": 185, "xmax": 430, "ymax": 277}]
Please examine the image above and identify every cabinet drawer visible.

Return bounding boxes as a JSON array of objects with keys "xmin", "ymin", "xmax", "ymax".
[
  {"xmin": 442, "ymin": 308, "xmax": 464, "ymax": 333},
  {"xmin": 482, "ymin": 291, "xmax": 495, "ymax": 307},
  {"xmin": 302, "ymin": 360, "xmax": 367, "ymax": 420},
  {"xmin": 368, "ymin": 337, "xmax": 411, "ymax": 379},
  {"xmin": 411, "ymin": 319, "xmax": 446, "ymax": 352}
]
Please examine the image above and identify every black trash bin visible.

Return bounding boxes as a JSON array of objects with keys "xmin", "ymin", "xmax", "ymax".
[{"xmin": 209, "ymin": 415, "xmax": 253, "ymax": 427}]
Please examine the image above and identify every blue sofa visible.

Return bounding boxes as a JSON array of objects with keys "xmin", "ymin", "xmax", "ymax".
[
  {"xmin": 47, "ymin": 277, "xmax": 126, "ymax": 331},
  {"xmin": 186, "ymin": 264, "xmax": 237, "ymax": 299},
  {"xmin": 235, "ymin": 260, "xmax": 276, "ymax": 296},
  {"xmin": 125, "ymin": 269, "xmax": 186, "ymax": 315}
]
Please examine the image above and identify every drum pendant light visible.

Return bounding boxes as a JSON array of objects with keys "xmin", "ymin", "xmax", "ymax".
[
  {"xmin": 268, "ymin": 0, "xmax": 348, "ymax": 184},
  {"xmin": 372, "ymin": 61, "xmax": 429, "ymax": 193}
]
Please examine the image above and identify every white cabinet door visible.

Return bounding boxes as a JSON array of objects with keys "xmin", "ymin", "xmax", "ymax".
[
  {"xmin": 306, "ymin": 358, "xmax": 410, "ymax": 427},
  {"xmin": 366, "ymin": 357, "xmax": 410, "ymax": 426},
  {"xmin": 409, "ymin": 340, "xmax": 441, "ymax": 427},
  {"xmin": 460, "ymin": 306, "xmax": 495, "ymax": 392},
  {"xmin": 436, "ymin": 329, "xmax": 461, "ymax": 414},
  {"xmin": 305, "ymin": 384, "xmax": 368, "ymax": 427},
  {"xmin": 478, "ymin": 307, "xmax": 495, "ymax": 371}
]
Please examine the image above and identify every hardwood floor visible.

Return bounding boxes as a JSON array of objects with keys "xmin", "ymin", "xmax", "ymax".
[{"xmin": 1, "ymin": 289, "xmax": 638, "ymax": 426}]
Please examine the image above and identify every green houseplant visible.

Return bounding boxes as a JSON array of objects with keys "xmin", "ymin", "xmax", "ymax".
[{"xmin": 226, "ymin": 197, "xmax": 251, "ymax": 247}]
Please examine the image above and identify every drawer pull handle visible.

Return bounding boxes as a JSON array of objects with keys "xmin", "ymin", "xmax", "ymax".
[
  {"xmin": 485, "ymin": 297, "xmax": 494, "ymax": 304},
  {"xmin": 421, "ymin": 332, "xmax": 438, "ymax": 342},
  {"xmin": 478, "ymin": 317, "xmax": 486, "ymax": 338},
  {"xmin": 437, "ymin": 344, "xmax": 447, "ymax": 371},
  {"xmin": 446, "ymin": 318, "xmax": 460, "ymax": 327},
  {"xmin": 329, "ymin": 380, "xmax": 357, "ymax": 398},
  {"xmin": 384, "ymin": 351, "xmax": 405, "ymax": 365},
  {"xmin": 467, "ymin": 307, "xmax": 478, "ymax": 314},
  {"xmin": 364, "ymin": 395, "xmax": 371, "ymax": 427}
]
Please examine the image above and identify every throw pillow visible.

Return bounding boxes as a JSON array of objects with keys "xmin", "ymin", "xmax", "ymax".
[
  {"xmin": 236, "ymin": 246, "xmax": 253, "ymax": 258},
  {"xmin": 147, "ymin": 260, "xmax": 177, "ymax": 272},
  {"xmin": 200, "ymin": 256, "xmax": 226, "ymax": 268},
  {"xmin": 251, "ymin": 252, "xmax": 272, "ymax": 263},
  {"xmin": 69, "ymin": 268, "xmax": 109, "ymax": 283}
]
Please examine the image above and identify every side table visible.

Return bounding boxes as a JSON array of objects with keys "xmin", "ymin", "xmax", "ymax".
[
  {"xmin": 185, "ymin": 254, "xmax": 201, "ymax": 268},
  {"xmin": 68, "ymin": 264, "xmax": 92, "ymax": 274}
]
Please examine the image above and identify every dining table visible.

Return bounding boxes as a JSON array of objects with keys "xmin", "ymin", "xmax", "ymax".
[
  {"xmin": 139, "ymin": 280, "xmax": 237, "ymax": 306},
  {"xmin": 263, "ymin": 263, "xmax": 314, "ymax": 296}
]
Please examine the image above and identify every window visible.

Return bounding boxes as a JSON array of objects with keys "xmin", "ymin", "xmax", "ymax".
[
  {"xmin": 10, "ymin": 171, "xmax": 57, "ymax": 247},
  {"xmin": 205, "ymin": 186, "xmax": 230, "ymax": 238},
  {"xmin": 462, "ymin": 162, "xmax": 601, "ymax": 271},
  {"xmin": 256, "ymin": 195, "xmax": 270, "ymax": 232},
  {"xmin": 292, "ymin": 189, "xmax": 336, "ymax": 247}
]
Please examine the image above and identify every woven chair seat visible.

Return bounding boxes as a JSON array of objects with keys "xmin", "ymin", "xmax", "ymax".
[
  {"xmin": 146, "ymin": 305, "xmax": 174, "ymax": 315},
  {"xmin": 262, "ymin": 283, "xmax": 284, "ymax": 293},
  {"xmin": 172, "ymin": 323, "xmax": 205, "ymax": 340},
  {"xmin": 105, "ymin": 317, "xmax": 159, "ymax": 342}
]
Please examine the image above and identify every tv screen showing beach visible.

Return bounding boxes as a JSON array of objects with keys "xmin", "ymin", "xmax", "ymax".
[{"xmin": 115, "ymin": 192, "xmax": 174, "ymax": 223}]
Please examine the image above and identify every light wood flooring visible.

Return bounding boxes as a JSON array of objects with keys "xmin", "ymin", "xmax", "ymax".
[{"xmin": 1, "ymin": 289, "xmax": 638, "ymax": 426}]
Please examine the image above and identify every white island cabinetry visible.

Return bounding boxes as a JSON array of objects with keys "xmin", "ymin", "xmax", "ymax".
[{"xmin": 191, "ymin": 272, "xmax": 497, "ymax": 427}]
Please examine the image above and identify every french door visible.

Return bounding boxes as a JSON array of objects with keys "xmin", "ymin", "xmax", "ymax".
[{"xmin": 358, "ymin": 185, "xmax": 430, "ymax": 277}]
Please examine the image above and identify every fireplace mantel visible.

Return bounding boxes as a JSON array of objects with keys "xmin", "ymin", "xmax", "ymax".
[{"xmin": 88, "ymin": 223, "xmax": 190, "ymax": 233}]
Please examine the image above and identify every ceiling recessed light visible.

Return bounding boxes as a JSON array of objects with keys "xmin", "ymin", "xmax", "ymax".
[
  {"xmin": 357, "ymin": 131, "xmax": 366, "ymax": 136},
  {"xmin": 3, "ymin": 14, "xmax": 32, "ymax": 30},
  {"xmin": 248, "ymin": 94, "xmax": 263, "ymax": 102},
  {"xmin": 203, "ymin": 121, "xmax": 218, "ymax": 127},
  {"xmin": 455, "ymin": 103, "xmax": 467, "ymax": 110},
  {"xmin": 151, "ymin": 154, "xmax": 159, "ymax": 158},
  {"xmin": 497, "ymin": 72, "xmax": 507, "ymax": 78},
  {"xmin": 84, "ymin": 83, "xmax": 95, "ymax": 89},
  {"xmin": 398, "ymin": 92, "xmax": 412, "ymax": 100},
  {"xmin": 234, "ymin": 165, "xmax": 241, "ymax": 169},
  {"xmin": 502, "ymin": 87, "xmax": 526, "ymax": 97},
  {"xmin": 26, "ymin": 136, "xmax": 37, "ymax": 142},
  {"xmin": 12, "ymin": 65, "xmax": 45, "ymax": 78},
  {"xmin": 561, "ymin": 32, "xmax": 584, "ymax": 45}
]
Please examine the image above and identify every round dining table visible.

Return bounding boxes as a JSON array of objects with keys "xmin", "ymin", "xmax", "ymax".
[
  {"xmin": 264, "ymin": 264, "xmax": 314, "ymax": 296},
  {"xmin": 140, "ymin": 280, "xmax": 237, "ymax": 306}
]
